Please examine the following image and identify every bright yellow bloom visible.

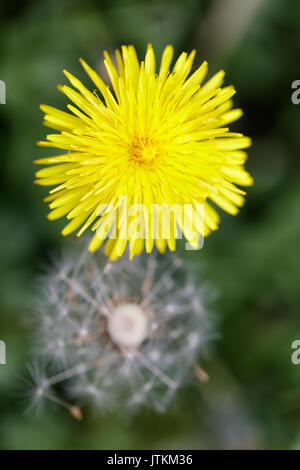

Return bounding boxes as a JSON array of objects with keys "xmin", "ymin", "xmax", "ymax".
[{"xmin": 35, "ymin": 44, "xmax": 252, "ymax": 260}]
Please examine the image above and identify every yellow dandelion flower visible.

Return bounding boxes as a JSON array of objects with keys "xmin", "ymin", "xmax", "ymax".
[{"xmin": 35, "ymin": 44, "xmax": 253, "ymax": 260}]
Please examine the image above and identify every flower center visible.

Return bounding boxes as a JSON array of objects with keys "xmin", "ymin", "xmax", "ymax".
[
  {"xmin": 107, "ymin": 303, "xmax": 149, "ymax": 349},
  {"xmin": 130, "ymin": 137, "xmax": 158, "ymax": 163}
]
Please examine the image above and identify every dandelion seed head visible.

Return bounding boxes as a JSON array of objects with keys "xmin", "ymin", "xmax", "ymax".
[{"xmin": 28, "ymin": 246, "xmax": 216, "ymax": 415}]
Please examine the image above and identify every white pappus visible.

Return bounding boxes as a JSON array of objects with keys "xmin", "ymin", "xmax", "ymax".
[{"xmin": 27, "ymin": 245, "xmax": 216, "ymax": 419}]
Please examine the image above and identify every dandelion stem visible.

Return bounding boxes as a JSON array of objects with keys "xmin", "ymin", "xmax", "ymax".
[
  {"xmin": 46, "ymin": 358, "xmax": 104, "ymax": 387},
  {"xmin": 60, "ymin": 273, "xmax": 101, "ymax": 312},
  {"xmin": 134, "ymin": 351, "xmax": 178, "ymax": 390},
  {"xmin": 71, "ymin": 238, "xmax": 90, "ymax": 280},
  {"xmin": 142, "ymin": 259, "xmax": 182, "ymax": 306}
]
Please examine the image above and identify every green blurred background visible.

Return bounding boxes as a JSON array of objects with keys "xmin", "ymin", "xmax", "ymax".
[{"xmin": 1, "ymin": 0, "xmax": 300, "ymax": 450}]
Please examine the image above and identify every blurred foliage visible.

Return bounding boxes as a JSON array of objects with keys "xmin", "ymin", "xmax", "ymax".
[{"xmin": 0, "ymin": 0, "xmax": 300, "ymax": 450}]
